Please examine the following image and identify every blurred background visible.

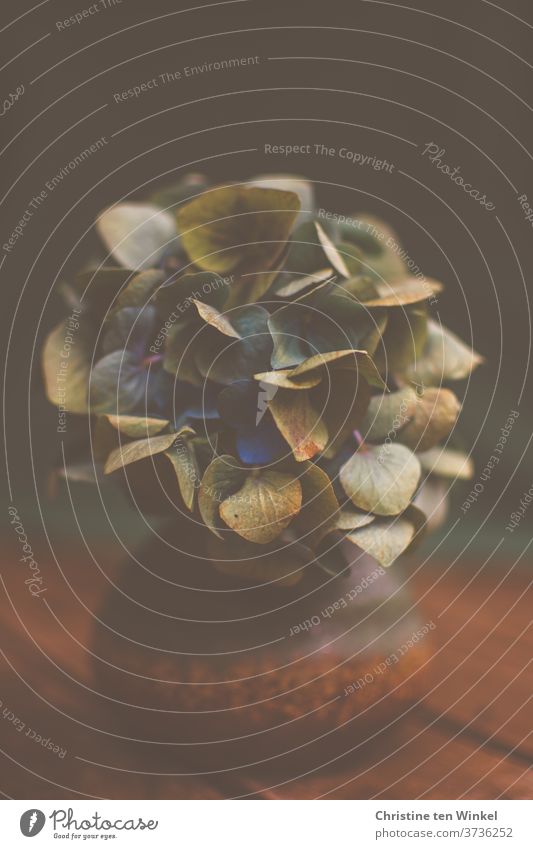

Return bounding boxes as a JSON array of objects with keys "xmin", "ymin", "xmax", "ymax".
[{"xmin": 2, "ymin": 0, "xmax": 532, "ymax": 554}]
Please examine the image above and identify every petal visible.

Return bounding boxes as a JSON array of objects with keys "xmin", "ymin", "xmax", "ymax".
[
  {"xmin": 102, "ymin": 306, "xmax": 157, "ymax": 356},
  {"xmin": 236, "ymin": 413, "xmax": 290, "ymax": 465},
  {"xmin": 90, "ymin": 350, "xmax": 149, "ymax": 415},
  {"xmin": 97, "ymin": 203, "xmax": 178, "ymax": 270}
]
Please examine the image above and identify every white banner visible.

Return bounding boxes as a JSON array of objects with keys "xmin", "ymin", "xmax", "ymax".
[{"xmin": 1, "ymin": 800, "xmax": 531, "ymax": 847}]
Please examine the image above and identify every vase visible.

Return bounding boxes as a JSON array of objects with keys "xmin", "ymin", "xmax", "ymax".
[{"xmin": 92, "ymin": 514, "xmax": 430, "ymax": 778}]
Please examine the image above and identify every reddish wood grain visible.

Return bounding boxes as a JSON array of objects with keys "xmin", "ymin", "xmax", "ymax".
[{"xmin": 1, "ymin": 539, "xmax": 531, "ymax": 800}]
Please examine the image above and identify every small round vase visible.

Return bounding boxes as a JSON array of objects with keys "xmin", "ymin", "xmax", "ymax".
[{"xmin": 92, "ymin": 516, "xmax": 430, "ymax": 775}]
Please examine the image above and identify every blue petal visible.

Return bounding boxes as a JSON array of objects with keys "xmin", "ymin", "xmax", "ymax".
[
  {"xmin": 102, "ymin": 306, "xmax": 157, "ymax": 357},
  {"xmin": 236, "ymin": 413, "xmax": 290, "ymax": 465},
  {"xmin": 90, "ymin": 350, "xmax": 149, "ymax": 415}
]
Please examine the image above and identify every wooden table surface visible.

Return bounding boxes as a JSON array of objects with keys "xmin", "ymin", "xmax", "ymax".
[{"xmin": 1, "ymin": 535, "xmax": 531, "ymax": 800}]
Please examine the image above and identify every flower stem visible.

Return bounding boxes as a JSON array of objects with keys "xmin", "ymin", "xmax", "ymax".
[
  {"xmin": 142, "ymin": 353, "xmax": 163, "ymax": 368},
  {"xmin": 353, "ymin": 429, "xmax": 364, "ymax": 446}
]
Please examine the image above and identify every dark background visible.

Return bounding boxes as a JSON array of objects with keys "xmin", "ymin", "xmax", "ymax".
[{"xmin": 2, "ymin": 0, "xmax": 532, "ymax": 557}]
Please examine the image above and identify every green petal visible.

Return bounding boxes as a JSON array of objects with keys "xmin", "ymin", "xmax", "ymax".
[
  {"xmin": 268, "ymin": 276, "xmax": 378, "ymax": 369},
  {"xmin": 362, "ymin": 277, "xmax": 443, "ymax": 307},
  {"xmin": 346, "ymin": 506, "xmax": 425, "ymax": 567},
  {"xmin": 268, "ymin": 389, "xmax": 328, "ymax": 461},
  {"xmin": 268, "ymin": 303, "xmax": 310, "ymax": 368},
  {"xmin": 329, "ymin": 241, "xmax": 365, "ymax": 277},
  {"xmin": 337, "ymin": 214, "xmax": 407, "ymax": 283},
  {"xmin": 360, "ymin": 387, "xmax": 418, "ymax": 442},
  {"xmin": 337, "ymin": 273, "xmax": 380, "ymax": 302},
  {"xmin": 105, "ymin": 414, "xmax": 170, "ymax": 438},
  {"xmin": 111, "ymin": 269, "xmax": 165, "ymax": 315},
  {"xmin": 375, "ymin": 306, "xmax": 428, "ymax": 375},
  {"xmin": 164, "ymin": 432, "xmax": 201, "ymax": 511},
  {"xmin": 177, "ymin": 185, "xmax": 300, "ymax": 274},
  {"xmin": 191, "ymin": 299, "xmax": 241, "ymax": 338},
  {"xmin": 154, "ymin": 271, "xmax": 230, "ymax": 319},
  {"xmin": 293, "ymin": 462, "xmax": 340, "ymax": 548},
  {"xmin": 398, "ymin": 387, "xmax": 461, "ymax": 452},
  {"xmin": 198, "ymin": 454, "xmax": 247, "ymax": 538},
  {"xmin": 318, "ymin": 370, "xmax": 372, "ymax": 455},
  {"xmin": 340, "ymin": 443, "xmax": 421, "ymax": 516},
  {"xmin": 275, "ymin": 268, "xmax": 333, "ymax": 298},
  {"xmin": 335, "ymin": 214, "xmax": 393, "ymax": 255},
  {"xmin": 417, "ymin": 446, "xmax": 474, "ymax": 480},
  {"xmin": 104, "ymin": 430, "xmax": 188, "ymax": 474},
  {"xmin": 248, "ymin": 173, "xmax": 315, "ymax": 228},
  {"xmin": 285, "ymin": 220, "xmax": 332, "ymax": 276},
  {"xmin": 195, "ymin": 304, "xmax": 272, "ymax": 385},
  {"xmin": 315, "ymin": 222, "xmax": 350, "ymax": 277},
  {"xmin": 359, "ymin": 312, "xmax": 389, "ymax": 357},
  {"xmin": 97, "ymin": 203, "xmax": 177, "ymax": 270},
  {"xmin": 254, "ymin": 369, "xmax": 321, "ymax": 390},
  {"xmin": 413, "ymin": 478, "xmax": 448, "ymax": 532},
  {"xmin": 219, "ymin": 470, "xmax": 302, "ymax": 544},
  {"xmin": 407, "ymin": 319, "xmax": 484, "ymax": 384},
  {"xmin": 56, "ymin": 463, "xmax": 99, "ymax": 486},
  {"xmin": 334, "ymin": 509, "xmax": 375, "ymax": 530},
  {"xmin": 290, "ymin": 349, "xmax": 386, "ymax": 390},
  {"xmin": 223, "ymin": 268, "xmax": 280, "ymax": 308},
  {"xmin": 42, "ymin": 319, "xmax": 92, "ymax": 413},
  {"xmin": 163, "ymin": 319, "xmax": 205, "ymax": 385}
]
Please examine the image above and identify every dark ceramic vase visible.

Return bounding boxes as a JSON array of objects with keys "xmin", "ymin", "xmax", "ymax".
[{"xmin": 92, "ymin": 515, "xmax": 430, "ymax": 776}]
